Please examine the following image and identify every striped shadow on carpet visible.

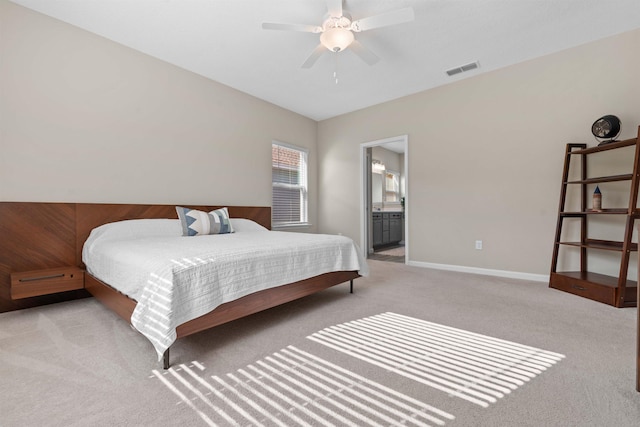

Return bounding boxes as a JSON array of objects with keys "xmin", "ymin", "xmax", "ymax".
[
  {"xmin": 151, "ymin": 346, "xmax": 454, "ymax": 426},
  {"xmin": 307, "ymin": 312, "xmax": 565, "ymax": 408}
]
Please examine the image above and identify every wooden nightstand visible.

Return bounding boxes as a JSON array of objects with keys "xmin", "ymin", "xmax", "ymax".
[{"xmin": 10, "ymin": 267, "xmax": 84, "ymax": 300}]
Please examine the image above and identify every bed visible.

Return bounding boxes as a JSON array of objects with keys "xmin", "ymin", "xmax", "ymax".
[
  {"xmin": 0, "ymin": 202, "xmax": 366, "ymax": 368},
  {"xmin": 78, "ymin": 204, "xmax": 366, "ymax": 368}
]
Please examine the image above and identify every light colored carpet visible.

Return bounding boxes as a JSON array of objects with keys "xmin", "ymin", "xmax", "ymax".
[
  {"xmin": 308, "ymin": 312, "xmax": 566, "ymax": 409},
  {"xmin": 1, "ymin": 260, "xmax": 639, "ymax": 426}
]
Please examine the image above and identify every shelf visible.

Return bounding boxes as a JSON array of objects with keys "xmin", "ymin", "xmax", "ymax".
[
  {"xmin": 550, "ymin": 271, "xmax": 637, "ymax": 307},
  {"xmin": 566, "ymin": 173, "xmax": 633, "ymax": 185},
  {"xmin": 561, "ymin": 208, "xmax": 629, "ymax": 215},
  {"xmin": 558, "ymin": 239, "xmax": 638, "ymax": 252},
  {"xmin": 553, "ymin": 271, "xmax": 636, "ymax": 288},
  {"xmin": 551, "ymin": 131, "xmax": 640, "ymax": 308},
  {"xmin": 570, "ymin": 138, "xmax": 636, "ymax": 154}
]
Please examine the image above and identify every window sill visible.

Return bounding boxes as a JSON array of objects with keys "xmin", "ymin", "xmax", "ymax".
[{"xmin": 272, "ymin": 222, "xmax": 312, "ymax": 230}]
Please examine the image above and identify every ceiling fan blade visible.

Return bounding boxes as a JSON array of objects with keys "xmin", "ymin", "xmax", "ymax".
[
  {"xmin": 326, "ymin": 0, "xmax": 343, "ymax": 18},
  {"xmin": 349, "ymin": 40, "xmax": 379, "ymax": 65},
  {"xmin": 351, "ymin": 7, "xmax": 415, "ymax": 32},
  {"xmin": 262, "ymin": 22, "xmax": 322, "ymax": 33},
  {"xmin": 302, "ymin": 44, "xmax": 327, "ymax": 68}
]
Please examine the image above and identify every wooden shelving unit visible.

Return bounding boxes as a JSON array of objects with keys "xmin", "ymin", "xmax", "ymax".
[{"xmin": 550, "ymin": 127, "xmax": 640, "ymax": 308}]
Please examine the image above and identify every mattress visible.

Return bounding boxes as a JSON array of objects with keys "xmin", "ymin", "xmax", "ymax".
[{"xmin": 82, "ymin": 218, "xmax": 368, "ymax": 360}]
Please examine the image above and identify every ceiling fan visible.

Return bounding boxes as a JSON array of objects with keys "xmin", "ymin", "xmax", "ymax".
[{"xmin": 262, "ymin": 0, "xmax": 415, "ymax": 68}]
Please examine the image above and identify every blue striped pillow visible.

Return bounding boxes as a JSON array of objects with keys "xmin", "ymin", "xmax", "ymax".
[{"xmin": 175, "ymin": 206, "xmax": 234, "ymax": 236}]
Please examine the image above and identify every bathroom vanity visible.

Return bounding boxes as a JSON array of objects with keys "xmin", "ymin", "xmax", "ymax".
[{"xmin": 372, "ymin": 211, "xmax": 403, "ymax": 248}]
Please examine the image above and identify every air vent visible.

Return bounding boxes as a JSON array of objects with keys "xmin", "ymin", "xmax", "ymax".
[{"xmin": 445, "ymin": 61, "xmax": 480, "ymax": 77}]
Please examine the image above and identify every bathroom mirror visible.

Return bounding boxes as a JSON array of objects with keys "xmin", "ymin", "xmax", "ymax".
[{"xmin": 372, "ymin": 172, "xmax": 383, "ymax": 204}]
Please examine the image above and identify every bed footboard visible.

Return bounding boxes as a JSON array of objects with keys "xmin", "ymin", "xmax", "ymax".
[{"xmin": 85, "ymin": 270, "xmax": 360, "ymax": 368}]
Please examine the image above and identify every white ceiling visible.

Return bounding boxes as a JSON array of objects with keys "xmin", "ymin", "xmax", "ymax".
[{"xmin": 10, "ymin": 0, "xmax": 640, "ymax": 121}]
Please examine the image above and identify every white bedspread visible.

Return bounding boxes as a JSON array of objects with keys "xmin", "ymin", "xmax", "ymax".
[{"xmin": 82, "ymin": 219, "xmax": 367, "ymax": 360}]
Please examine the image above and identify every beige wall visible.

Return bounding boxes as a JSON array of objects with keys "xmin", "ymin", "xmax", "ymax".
[
  {"xmin": 3, "ymin": 0, "xmax": 640, "ymax": 277},
  {"xmin": 0, "ymin": 1, "xmax": 318, "ymax": 231},
  {"xmin": 318, "ymin": 29, "xmax": 640, "ymax": 276}
]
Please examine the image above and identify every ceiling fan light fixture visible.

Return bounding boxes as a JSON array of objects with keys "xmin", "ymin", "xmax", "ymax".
[
  {"xmin": 262, "ymin": 3, "xmax": 415, "ymax": 67},
  {"xmin": 320, "ymin": 27, "xmax": 354, "ymax": 52}
]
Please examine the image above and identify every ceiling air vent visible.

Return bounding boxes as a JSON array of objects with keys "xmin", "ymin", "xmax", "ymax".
[{"xmin": 445, "ymin": 61, "xmax": 480, "ymax": 77}]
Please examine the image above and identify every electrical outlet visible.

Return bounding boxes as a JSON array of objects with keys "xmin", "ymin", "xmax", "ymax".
[{"xmin": 475, "ymin": 240, "xmax": 483, "ymax": 250}]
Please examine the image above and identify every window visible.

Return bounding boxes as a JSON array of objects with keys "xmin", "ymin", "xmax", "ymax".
[
  {"xmin": 272, "ymin": 142, "xmax": 308, "ymax": 227},
  {"xmin": 385, "ymin": 171, "xmax": 400, "ymax": 203}
]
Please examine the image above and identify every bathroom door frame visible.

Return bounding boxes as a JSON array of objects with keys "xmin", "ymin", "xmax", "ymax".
[{"xmin": 360, "ymin": 135, "xmax": 409, "ymax": 263}]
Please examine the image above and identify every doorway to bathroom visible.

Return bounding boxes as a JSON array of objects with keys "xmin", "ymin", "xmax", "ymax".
[{"xmin": 360, "ymin": 135, "xmax": 408, "ymax": 264}]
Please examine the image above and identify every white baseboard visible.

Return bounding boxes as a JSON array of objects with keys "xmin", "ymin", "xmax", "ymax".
[{"xmin": 407, "ymin": 260, "xmax": 549, "ymax": 283}]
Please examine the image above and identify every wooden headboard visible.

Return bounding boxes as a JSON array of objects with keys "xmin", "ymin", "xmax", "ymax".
[{"xmin": 0, "ymin": 202, "xmax": 271, "ymax": 313}]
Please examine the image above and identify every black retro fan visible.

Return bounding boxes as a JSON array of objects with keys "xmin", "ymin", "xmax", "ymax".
[{"xmin": 591, "ymin": 115, "xmax": 621, "ymax": 145}]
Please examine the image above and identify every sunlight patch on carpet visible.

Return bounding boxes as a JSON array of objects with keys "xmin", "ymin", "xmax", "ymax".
[
  {"xmin": 307, "ymin": 312, "xmax": 566, "ymax": 408},
  {"xmin": 151, "ymin": 346, "xmax": 454, "ymax": 426}
]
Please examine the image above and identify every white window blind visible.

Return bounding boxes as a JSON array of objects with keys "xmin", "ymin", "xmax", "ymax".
[{"xmin": 272, "ymin": 142, "xmax": 308, "ymax": 227}]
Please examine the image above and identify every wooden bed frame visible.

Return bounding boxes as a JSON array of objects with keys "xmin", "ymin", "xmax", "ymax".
[{"xmin": 0, "ymin": 202, "xmax": 360, "ymax": 368}]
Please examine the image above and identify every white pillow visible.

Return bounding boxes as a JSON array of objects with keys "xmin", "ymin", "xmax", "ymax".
[
  {"xmin": 82, "ymin": 219, "xmax": 182, "ymax": 264},
  {"xmin": 87, "ymin": 218, "xmax": 181, "ymax": 242},
  {"xmin": 229, "ymin": 218, "xmax": 269, "ymax": 232}
]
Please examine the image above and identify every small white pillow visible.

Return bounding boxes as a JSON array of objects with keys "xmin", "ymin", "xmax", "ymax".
[{"xmin": 230, "ymin": 218, "xmax": 269, "ymax": 232}]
